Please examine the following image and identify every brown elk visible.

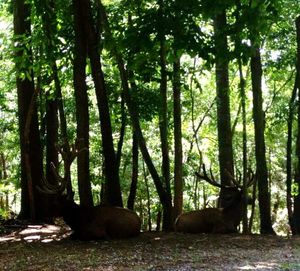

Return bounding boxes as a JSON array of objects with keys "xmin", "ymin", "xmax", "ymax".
[
  {"xmin": 39, "ymin": 141, "xmax": 141, "ymax": 240},
  {"xmin": 175, "ymin": 165, "xmax": 254, "ymax": 234}
]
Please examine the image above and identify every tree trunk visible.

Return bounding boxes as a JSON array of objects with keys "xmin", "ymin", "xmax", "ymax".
[
  {"xmin": 234, "ymin": 0, "xmax": 249, "ymax": 234},
  {"xmin": 127, "ymin": 132, "xmax": 139, "ymax": 210},
  {"xmin": 238, "ymin": 59, "xmax": 249, "ymax": 233},
  {"xmin": 45, "ymin": 92, "xmax": 58, "ymax": 184},
  {"xmin": 73, "ymin": 0, "xmax": 93, "ymax": 207},
  {"xmin": 97, "ymin": 1, "xmax": 173, "ymax": 230},
  {"xmin": 14, "ymin": 0, "xmax": 46, "ymax": 222},
  {"xmin": 45, "ymin": 91, "xmax": 59, "ymax": 219},
  {"xmin": 250, "ymin": 46, "xmax": 275, "ymax": 234},
  {"xmin": 294, "ymin": 16, "xmax": 300, "ymax": 234},
  {"xmin": 173, "ymin": 55, "xmax": 183, "ymax": 219},
  {"xmin": 116, "ymin": 94, "xmax": 126, "ymax": 171},
  {"xmin": 79, "ymin": 0, "xmax": 123, "ymax": 207},
  {"xmin": 158, "ymin": 0, "xmax": 172, "ymax": 218},
  {"xmin": 286, "ymin": 74, "xmax": 298, "ymax": 235},
  {"xmin": 38, "ymin": 0, "xmax": 74, "ymax": 200},
  {"xmin": 213, "ymin": 10, "xmax": 235, "ymax": 205},
  {"xmin": 143, "ymin": 162, "xmax": 152, "ymax": 231}
]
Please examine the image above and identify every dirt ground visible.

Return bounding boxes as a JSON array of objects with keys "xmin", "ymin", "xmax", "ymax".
[{"xmin": 1, "ymin": 223, "xmax": 300, "ymax": 271}]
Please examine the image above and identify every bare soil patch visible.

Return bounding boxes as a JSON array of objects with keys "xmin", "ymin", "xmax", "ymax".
[{"xmin": 0, "ymin": 223, "xmax": 300, "ymax": 270}]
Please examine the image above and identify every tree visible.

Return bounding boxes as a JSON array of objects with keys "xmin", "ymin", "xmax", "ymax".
[
  {"xmin": 97, "ymin": 1, "xmax": 174, "ymax": 230},
  {"xmin": 294, "ymin": 15, "xmax": 300, "ymax": 234},
  {"xmin": 127, "ymin": 132, "xmax": 139, "ymax": 210},
  {"xmin": 234, "ymin": 0, "xmax": 250, "ymax": 233},
  {"xmin": 78, "ymin": 0, "xmax": 123, "ymax": 207},
  {"xmin": 250, "ymin": 32, "xmax": 275, "ymax": 235},
  {"xmin": 157, "ymin": 0, "xmax": 172, "ymax": 219},
  {"xmin": 73, "ymin": 0, "xmax": 93, "ymax": 207},
  {"xmin": 172, "ymin": 0, "xmax": 183, "ymax": 219},
  {"xmin": 213, "ymin": 7, "xmax": 235, "ymax": 205},
  {"xmin": 13, "ymin": 0, "xmax": 45, "ymax": 221}
]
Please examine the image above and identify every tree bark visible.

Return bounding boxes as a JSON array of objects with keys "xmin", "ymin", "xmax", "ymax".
[
  {"xmin": 79, "ymin": 0, "xmax": 123, "ymax": 207},
  {"xmin": 172, "ymin": 0, "xmax": 183, "ymax": 220},
  {"xmin": 38, "ymin": 0, "xmax": 74, "ymax": 199},
  {"xmin": 250, "ymin": 46, "xmax": 275, "ymax": 234},
  {"xmin": 14, "ymin": 0, "xmax": 45, "ymax": 221},
  {"xmin": 173, "ymin": 55, "xmax": 183, "ymax": 219},
  {"xmin": 294, "ymin": 16, "xmax": 300, "ymax": 234},
  {"xmin": 213, "ymin": 10, "xmax": 235, "ymax": 205},
  {"xmin": 116, "ymin": 94, "xmax": 126, "ymax": 171},
  {"xmin": 158, "ymin": 0, "xmax": 172, "ymax": 218},
  {"xmin": 73, "ymin": 0, "xmax": 93, "ymax": 207},
  {"xmin": 44, "ymin": 91, "xmax": 59, "ymax": 219},
  {"xmin": 127, "ymin": 132, "xmax": 139, "ymax": 210},
  {"xmin": 237, "ymin": 58, "xmax": 249, "ymax": 233},
  {"xmin": 286, "ymin": 74, "xmax": 297, "ymax": 235}
]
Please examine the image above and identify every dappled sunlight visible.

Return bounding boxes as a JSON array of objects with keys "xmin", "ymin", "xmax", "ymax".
[
  {"xmin": 238, "ymin": 262, "xmax": 280, "ymax": 270},
  {"xmin": 0, "ymin": 223, "xmax": 71, "ymax": 243},
  {"xmin": 1, "ymin": 232, "xmax": 299, "ymax": 270}
]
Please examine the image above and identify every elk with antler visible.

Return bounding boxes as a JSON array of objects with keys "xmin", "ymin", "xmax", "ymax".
[
  {"xmin": 175, "ymin": 164, "xmax": 254, "ymax": 234},
  {"xmin": 39, "ymin": 140, "xmax": 141, "ymax": 240}
]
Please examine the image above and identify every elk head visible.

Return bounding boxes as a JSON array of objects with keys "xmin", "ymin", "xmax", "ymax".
[
  {"xmin": 175, "ymin": 164, "xmax": 254, "ymax": 234},
  {"xmin": 39, "ymin": 140, "xmax": 141, "ymax": 240}
]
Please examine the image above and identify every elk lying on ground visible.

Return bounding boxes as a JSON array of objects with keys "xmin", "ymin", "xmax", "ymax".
[
  {"xmin": 175, "ymin": 165, "xmax": 254, "ymax": 234},
  {"xmin": 39, "ymin": 142, "xmax": 141, "ymax": 240}
]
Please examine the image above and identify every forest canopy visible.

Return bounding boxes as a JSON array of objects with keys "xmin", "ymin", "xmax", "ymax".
[{"xmin": 0, "ymin": 0, "xmax": 300, "ymax": 236}]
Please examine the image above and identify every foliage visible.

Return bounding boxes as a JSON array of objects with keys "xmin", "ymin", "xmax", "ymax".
[{"xmin": 0, "ymin": 0, "xmax": 300, "ymax": 234}]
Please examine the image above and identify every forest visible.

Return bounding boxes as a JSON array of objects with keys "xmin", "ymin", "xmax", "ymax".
[
  {"xmin": 1, "ymin": 0, "xmax": 300, "ymax": 241},
  {"xmin": 2, "ymin": 0, "xmax": 300, "ymax": 269}
]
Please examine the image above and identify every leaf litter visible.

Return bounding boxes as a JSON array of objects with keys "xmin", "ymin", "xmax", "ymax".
[{"xmin": 0, "ymin": 224, "xmax": 300, "ymax": 270}]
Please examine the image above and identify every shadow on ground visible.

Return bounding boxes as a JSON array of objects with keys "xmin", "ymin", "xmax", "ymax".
[{"xmin": 1, "ymin": 222, "xmax": 300, "ymax": 270}]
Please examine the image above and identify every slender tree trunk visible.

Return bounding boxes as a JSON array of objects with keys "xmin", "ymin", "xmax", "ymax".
[
  {"xmin": 127, "ymin": 132, "xmax": 139, "ymax": 210},
  {"xmin": 14, "ymin": 0, "xmax": 45, "ymax": 221},
  {"xmin": 0, "ymin": 153, "xmax": 8, "ymax": 212},
  {"xmin": 45, "ymin": 92, "xmax": 58, "ymax": 185},
  {"xmin": 172, "ymin": 0, "xmax": 183, "ymax": 221},
  {"xmin": 294, "ymin": 16, "xmax": 300, "ymax": 234},
  {"xmin": 143, "ymin": 162, "xmax": 152, "ymax": 231},
  {"xmin": 45, "ymin": 91, "xmax": 59, "ymax": 219},
  {"xmin": 235, "ymin": 0, "xmax": 249, "ymax": 234},
  {"xmin": 248, "ymin": 178, "xmax": 257, "ymax": 233},
  {"xmin": 250, "ymin": 45, "xmax": 275, "ymax": 234},
  {"xmin": 238, "ymin": 59, "xmax": 249, "ymax": 233},
  {"xmin": 213, "ymin": 10, "xmax": 235, "ymax": 205},
  {"xmin": 38, "ymin": 0, "xmax": 75, "ymax": 200},
  {"xmin": 173, "ymin": 55, "xmax": 183, "ymax": 219},
  {"xmin": 79, "ymin": 0, "xmax": 122, "ymax": 207},
  {"xmin": 116, "ymin": 94, "xmax": 126, "ymax": 171},
  {"xmin": 158, "ymin": 0, "xmax": 172, "ymax": 217},
  {"xmin": 73, "ymin": 0, "xmax": 93, "ymax": 207},
  {"xmin": 286, "ymin": 74, "xmax": 298, "ymax": 235}
]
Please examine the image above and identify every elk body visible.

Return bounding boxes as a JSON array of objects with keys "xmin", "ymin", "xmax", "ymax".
[
  {"xmin": 57, "ymin": 197, "xmax": 141, "ymax": 240},
  {"xmin": 175, "ymin": 165, "xmax": 254, "ymax": 234},
  {"xmin": 40, "ymin": 141, "xmax": 141, "ymax": 240}
]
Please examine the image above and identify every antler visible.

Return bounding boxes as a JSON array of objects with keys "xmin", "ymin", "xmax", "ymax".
[
  {"xmin": 224, "ymin": 168, "xmax": 242, "ymax": 188},
  {"xmin": 37, "ymin": 173, "xmax": 65, "ymax": 194},
  {"xmin": 38, "ymin": 139, "xmax": 87, "ymax": 194},
  {"xmin": 195, "ymin": 164, "xmax": 223, "ymax": 188},
  {"xmin": 223, "ymin": 167, "xmax": 255, "ymax": 189},
  {"xmin": 246, "ymin": 168, "xmax": 255, "ymax": 187},
  {"xmin": 195, "ymin": 164, "xmax": 256, "ymax": 190}
]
